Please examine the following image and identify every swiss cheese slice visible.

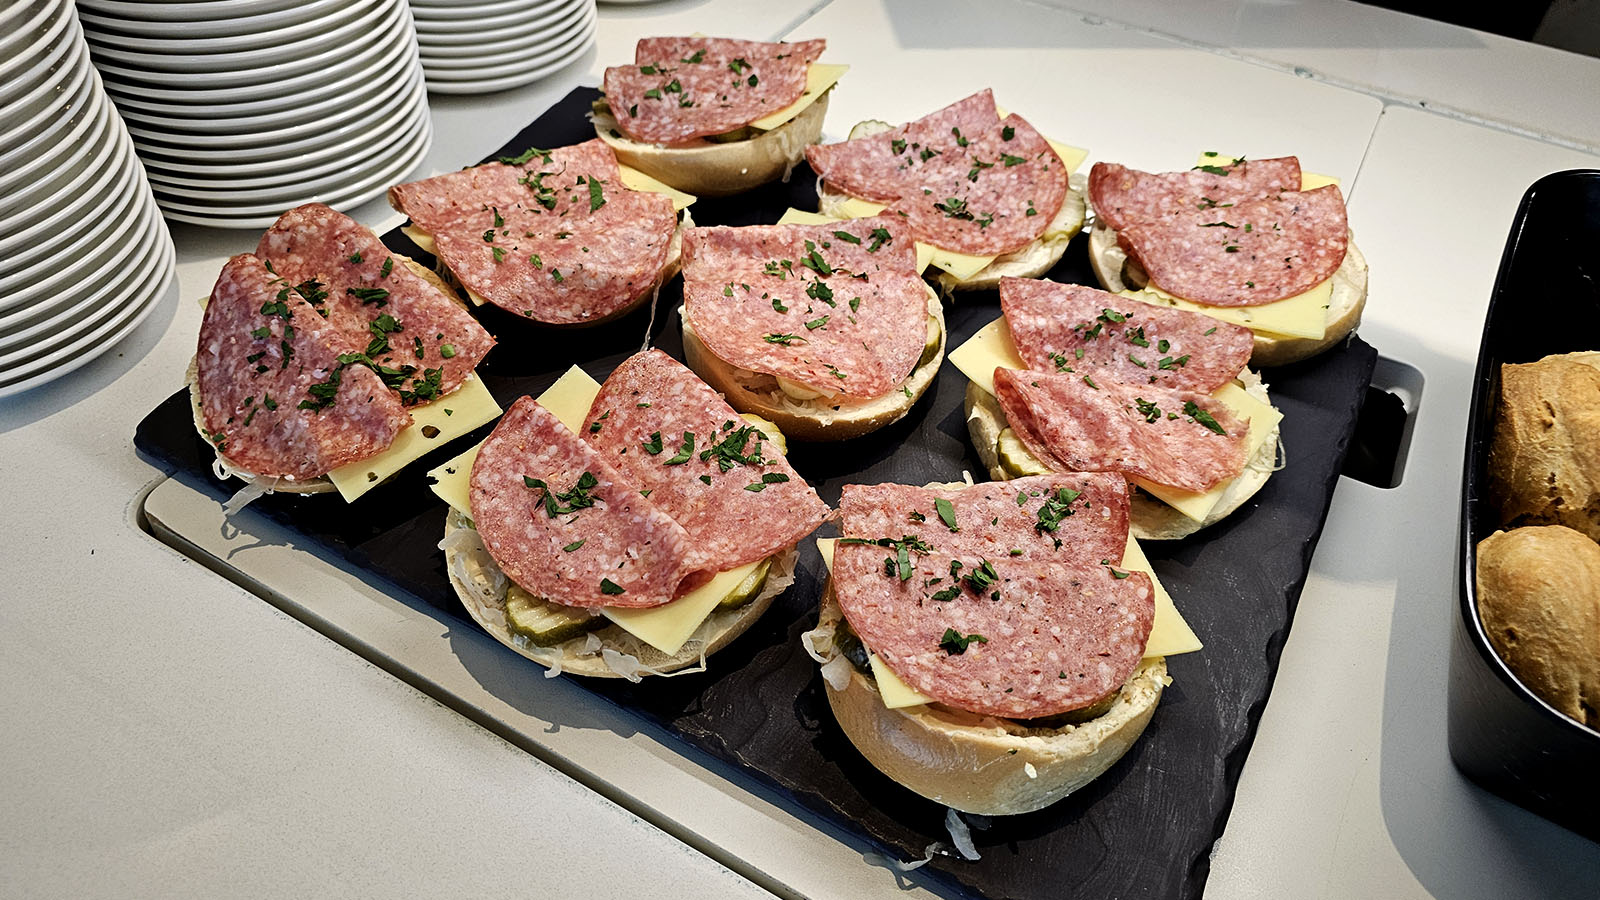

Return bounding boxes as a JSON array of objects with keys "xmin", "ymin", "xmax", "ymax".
[
  {"xmin": 749, "ymin": 63, "xmax": 850, "ymax": 131},
  {"xmin": 329, "ymin": 375, "xmax": 500, "ymax": 502},
  {"xmin": 427, "ymin": 364, "xmax": 763, "ymax": 656}
]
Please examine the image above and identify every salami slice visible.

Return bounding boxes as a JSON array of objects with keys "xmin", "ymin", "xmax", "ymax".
[
  {"xmin": 833, "ymin": 480, "xmax": 1153, "ymax": 718},
  {"xmin": 255, "ymin": 204, "xmax": 495, "ymax": 401},
  {"xmin": 1088, "ymin": 157, "xmax": 1301, "ymax": 232},
  {"xmin": 580, "ymin": 350, "xmax": 829, "ymax": 573},
  {"xmin": 603, "ymin": 37, "xmax": 826, "ymax": 144},
  {"xmin": 993, "ymin": 368, "xmax": 1248, "ymax": 493},
  {"xmin": 804, "ymin": 90, "xmax": 1068, "ymax": 256},
  {"xmin": 389, "ymin": 140, "xmax": 678, "ymax": 325},
  {"xmin": 469, "ymin": 396, "xmax": 701, "ymax": 609},
  {"xmin": 999, "ymin": 278, "xmax": 1253, "ymax": 392},
  {"xmin": 197, "ymin": 254, "xmax": 410, "ymax": 481},
  {"xmin": 681, "ymin": 216, "xmax": 927, "ymax": 399},
  {"xmin": 1118, "ymin": 184, "xmax": 1349, "ymax": 307},
  {"xmin": 838, "ymin": 474, "xmax": 1130, "ymax": 567}
]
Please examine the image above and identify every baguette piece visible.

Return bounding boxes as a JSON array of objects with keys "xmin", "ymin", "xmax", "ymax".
[
  {"xmin": 1475, "ymin": 525, "xmax": 1600, "ymax": 728},
  {"xmin": 1088, "ymin": 217, "xmax": 1368, "ymax": 367},
  {"xmin": 811, "ymin": 588, "xmax": 1164, "ymax": 816}
]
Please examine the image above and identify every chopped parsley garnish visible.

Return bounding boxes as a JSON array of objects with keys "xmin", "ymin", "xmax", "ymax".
[
  {"xmin": 600, "ymin": 579, "xmax": 626, "ymax": 596},
  {"xmin": 562, "ymin": 540, "xmax": 586, "ymax": 553},
  {"xmin": 934, "ymin": 498, "xmax": 959, "ymax": 532},
  {"xmin": 499, "ymin": 147, "xmax": 552, "ymax": 166},
  {"xmin": 930, "ymin": 586, "xmax": 961, "ymax": 602},
  {"xmin": 1034, "ymin": 487, "xmax": 1082, "ymax": 534},
  {"xmin": 589, "ymin": 411, "xmax": 609, "ymax": 433},
  {"xmin": 1001, "ymin": 154, "xmax": 1026, "ymax": 167},
  {"xmin": 939, "ymin": 629, "xmax": 988, "ymax": 655},
  {"xmin": 832, "ymin": 230, "xmax": 861, "ymax": 245},
  {"xmin": 642, "ymin": 431, "xmax": 663, "ymax": 454},
  {"xmin": 805, "ymin": 315, "xmax": 829, "ymax": 330},
  {"xmin": 380, "ymin": 257, "xmax": 393, "ymax": 279},
  {"xmin": 528, "ymin": 253, "xmax": 542, "ymax": 268},
  {"xmin": 934, "ymin": 197, "xmax": 973, "ymax": 220},
  {"xmin": 799, "ymin": 240, "xmax": 832, "ymax": 276},
  {"xmin": 664, "ymin": 431, "xmax": 696, "ymax": 465},
  {"xmin": 951, "ymin": 127, "xmax": 968, "ymax": 147},
  {"xmin": 523, "ymin": 471, "xmax": 600, "ymax": 517},
  {"xmin": 681, "ymin": 49, "xmax": 705, "ymax": 63},
  {"xmin": 491, "ymin": 246, "xmax": 506, "ymax": 263},
  {"xmin": 1134, "ymin": 397, "xmax": 1162, "ymax": 422},
  {"xmin": 644, "ymin": 88, "xmax": 662, "ymax": 100},
  {"xmin": 348, "ymin": 252, "xmax": 362, "ymax": 263},
  {"xmin": 763, "ymin": 333, "xmax": 804, "ymax": 345},
  {"xmin": 348, "ymin": 287, "xmax": 389, "ymax": 306},
  {"xmin": 1184, "ymin": 401, "xmax": 1228, "ymax": 435},
  {"xmin": 805, "ymin": 281, "xmax": 835, "ymax": 305},
  {"xmin": 1001, "ymin": 125, "xmax": 1015, "ymax": 141},
  {"xmin": 866, "ymin": 228, "xmax": 892, "ymax": 252},
  {"xmin": 961, "ymin": 559, "xmax": 998, "ymax": 593},
  {"xmin": 771, "ymin": 297, "xmax": 788, "ymax": 313},
  {"xmin": 699, "ymin": 425, "xmax": 766, "ymax": 472},
  {"xmin": 551, "ymin": 269, "xmax": 564, "ymax": 283},
  {"xmin": 588, "ymin": 177, "xmax": 605, "ymax": 211}
]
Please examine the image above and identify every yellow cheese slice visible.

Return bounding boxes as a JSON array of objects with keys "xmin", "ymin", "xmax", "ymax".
[
  {"xmin": 947, "ymin": 316, "xmax": 1026, "ymax": 396},
  {"xmin": 994, "ymin": 104, "xmax": 1087, "ymax": 174},
  {"xmin": 1121, "ymin": 282, "xmax": 1330, "ymax": 341},
  {"xmin": 749, "ymin": 63, "xmax": 850, "ymax": 131},
  {"xmin": 868, "ymin": 653, "xmax": 933, "ymax": 708},
  {"xmin": 617, "ymin": 164, "xmax": 697, "ymax": 211},
  {"xmin": 777, "ymin": 208, "xmax": 837, "ymax": 226},
  {"xmin": 833, "ymin": 196, "xmax": 887, "ymax": 218},
  {"xmin": 922, "ymin": 245, "xmax": 996, "ymax": 280},
  {"xmin": 1131, "ymin": 380, "xmax": 1283, "ymax": 522},
  {"xmin": 600, "ymin": 559, "xmax": 762, "ymax": 656},
  {"xmin": 1121, "ymin": 534, "xmax": 1202, "ymax": 657},
  {"xmin": 328, "ymin": 375, "xmax": 500, "ymax": 502},
  {"xmin": 426, "ymin": 366, "xmax": 600, "ymax": 514}
]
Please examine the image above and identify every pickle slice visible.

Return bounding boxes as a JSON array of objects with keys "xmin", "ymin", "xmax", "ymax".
[
  {"xmin": 504, "ymin": 585, "xmax": 606, "ymax": 646},
  {"xmin": 996, "ymin": 427, "xmax": 1051, "ymax": 477},
  {"xmin": 917, "ymin": 314, "xmax": 942, "ymax": 369},
  {"xmin": 718, "ymin": 558, "xmax": 772, "ymax": 610}
]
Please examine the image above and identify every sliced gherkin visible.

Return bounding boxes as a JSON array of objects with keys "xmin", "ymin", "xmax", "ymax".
[
  {"xmin": 504, "ymin": 584, "xmax": 606, "ymax": 647},
  {"xmin": 718, "ymin": 558, "xmax": 772, "ymax": 610},
  {"xmin": 996, "ymin": 428, "xmax": 1051, "ymax": 477}
]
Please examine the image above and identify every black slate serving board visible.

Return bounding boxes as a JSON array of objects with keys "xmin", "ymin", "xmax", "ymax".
[{"xmin": 136, "ymin": 87, "xmax": 1377, "ymax": 900}]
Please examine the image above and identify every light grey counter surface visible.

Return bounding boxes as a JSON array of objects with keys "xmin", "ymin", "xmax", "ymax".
[{"xmin": 4, "ymin": 1, "xmax": 1599, "ymax": 897}]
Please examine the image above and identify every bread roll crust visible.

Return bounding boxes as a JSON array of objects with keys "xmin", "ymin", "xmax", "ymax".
[
  {"xmin": 1475, "ymin": 525, "xmax": 1600, "ymax": 728},
  {"xmin": 814, "ymin": 589, "xmax": 1164, "ymax": 816},
  {"xmin": 1488, "ymin": 353, "xmax": 1600, "ymax": 543}
]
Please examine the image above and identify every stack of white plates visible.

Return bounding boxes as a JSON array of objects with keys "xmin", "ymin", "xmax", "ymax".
[
  {"xmin": 1, "ymin": 0, "xmax": 176, "ymax": 398},
  {"xmin": 411, "ymin": 0, "xmax": 597, "ymax": 94},
  {"xmin": 77, "ymin": 0, "xmax": 432, "ymax": 229}
]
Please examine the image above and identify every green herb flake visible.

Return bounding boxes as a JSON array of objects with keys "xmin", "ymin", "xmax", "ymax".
[
  {"xmin": 600, "ymin": 578, "xmax": 626, "ymax": 595},
  {"xmin": 664, "ymin": 431, "xmax": 696, "ymax": 465},
  {"xmin": 934, "ymin": 497, "xmax": 960, "ymax": 532},
  {"xmin": 1184, "ymin": 401, "xmax": 1228, "ymax": 435},
  {"xmin": 562, "ymin": 540, "xmax": 586, "ymax": 553},
  {"xmin": 939, "ymin": 628, "xmax": 988, "ymax": 655}
]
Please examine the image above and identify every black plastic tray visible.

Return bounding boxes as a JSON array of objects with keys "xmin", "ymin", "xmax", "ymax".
[
  {"xmin": 1450, "ymin": 169, "xmax": 1600, "ymax": 843},
  {"xmin": 135, "ymin": 87, "xmax": 1378, "ymax": 900}
]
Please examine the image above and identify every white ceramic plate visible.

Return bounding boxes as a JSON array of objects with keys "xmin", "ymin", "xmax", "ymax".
[
  {"xmin": 424, "ymin": 11, "xmax": 593, "ymax": 84},
  {"xmin": 411, "ymin": 0, "xmax": 582, "ymax": 24},
  {"xmin": 148, "ymin": 116, "xmax": 431, "ymax": 203},
  {"xmin": 0, "ymin": 230, "xmax": 175, "ymax": 397},
  {"xmin": 125, "ymin": 63, "xmax": 425, "ymax": 153},
  {"xmin": 0, "ymin": 38, "xmax": 92, "ymax": 155},
  {"xmin": 142, "ymin": 110, "xmax": 427, "ymax": 190},
  {"xmin": 152, "ymin": 117, "xmax": 432, "ymax": 226},
  {"xmin": 0, "ymin": 192, "xmax": 165, "ymax": 343},
  {"xmin": 415, "ymin": 2, "xmax": 588, "ymax": 49},
  {"xmin": 82, "ymin": 0, "xmax": 391, "ymax": 74},
  {"xmin": 79, "ymin": 0, "xmax": 371, "ymax": 51},
  {"xmin": 0, "ymin": 120, "xmax": 134, "ymax": 267},
  {"xmin": 115, "ymin": 56, "xmax": 415, "ymax": 137},
  {"xmin": 86, "ymin": 0, "xmax": 407, "ymax": 89},
  {"xmin": 410, "ymin": 0, "xmax": 583, "ymax": 33},
  {"xmin": 0, "ymin": 162, "xmax": 148, "ymax": 314},
  {"xmin": 416, "ymin": 2, "xmax": 589, "ymax": 59},
  {"xmin": 0, "ymin": 0, "xmax": 74, "ymax": 85},
  {"xmin": 424, "ymin": 21, "xmax": 592, "ymax": 93},
  {"xmin": 0, "ymin": 85, "xmax": 106, "ymax": 199},
  {"xmin": 101, "ymin": 28, "xmax": 411, "ymax": 118},
  {"xmin": 75, "ymin": 0, "xmax": 344, "ymax": 39},
  {"xmin": 77, "ymin": 0, "xmax": 303, "ymax": 23}
]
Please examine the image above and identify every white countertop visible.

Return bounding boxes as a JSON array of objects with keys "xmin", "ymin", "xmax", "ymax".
[{"xmin": 4, "ymin": 1, "xmax": 1600, "ymax": 897}]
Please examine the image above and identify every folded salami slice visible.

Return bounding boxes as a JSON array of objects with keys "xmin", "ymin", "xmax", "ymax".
[
  {"xmin": 834, "ymin": 480, "xmax": 1153, "ymax": 718},
  {"xmin": 681, "ymin": 215, "xmax": 926, "ymax": 399},
  {"xmin": 255, "ymin": 204, "xmax": 495, "ymax": 401},
  {"xmin": 389, "ymin": 140, "xmax": 678, "ymax": 325},
  {"xmin": 838, "ymin": 474, "xmax": 1129, "ymax": 566},
  {"xmin": 603, "ymin": 37, "xmax": 826, "ymax": 145},
  {"xmin": 1118, "ymin": 184, "xmax": 1349, "ymax": 307},
  {"xmin": 470, "ymin": 396, "xmax": 701, "ymax": 609},
  {"xmin": 993, "ymin": 368, "xmax": 1248, "ymax": 493},
  {"xmin": 999, "ymin": 278, "xmax": 1253, "ymax": 392},
  {"xmin": 1087, "ymin": 157, "xmax": 1301, "ymax": 232},
  {"xmin": 197, "ymin": 254, "xmax": 411, "ymax": 481},
  {"xmin": 804, "ymin": 90, "xmax": 1068, "ymax": 256},
  {"xmin": 580, "ymin": 350, "xmax": 830, "ymax": 573}
]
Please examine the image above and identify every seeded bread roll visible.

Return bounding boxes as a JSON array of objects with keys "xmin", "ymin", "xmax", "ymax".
[
  {"xmin": 1488, "ymin": 352, "xmax": 1600, "ymax": 542},
  {"xmin": 1475, "ymin": 525, "xmax": 1600, "ymax": 728}
]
